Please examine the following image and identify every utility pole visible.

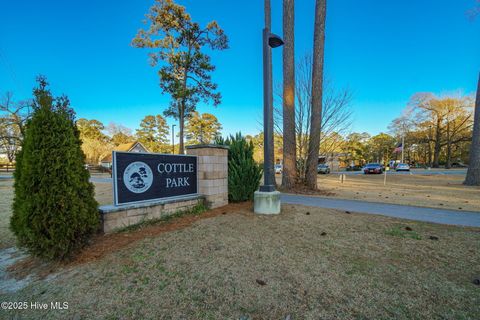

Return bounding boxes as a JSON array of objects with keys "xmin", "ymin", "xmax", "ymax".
[{"xmin": 401, "ymin": 135, "xmax": 405, "ymax": 163}]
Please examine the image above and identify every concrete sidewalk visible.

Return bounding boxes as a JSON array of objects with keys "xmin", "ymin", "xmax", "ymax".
[{"xmin": 281, "ymin": 194, "xmax": 480, "ymax": 227}]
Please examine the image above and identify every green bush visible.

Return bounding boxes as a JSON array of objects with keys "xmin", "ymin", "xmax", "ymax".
[
  {"xmin": 224, "ymin": 133, "xmax": 262, "ymax": 202},
  {"xmin": 10, "ymin": 77, "xmax": 99, "ymax": 260}
]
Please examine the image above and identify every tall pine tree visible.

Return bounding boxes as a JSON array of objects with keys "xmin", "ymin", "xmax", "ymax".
[
  {"xmin": 132, "ymin": 0, "xmax": 228, "ymax": 154},
  {"xmin": 306, "ymin": 0, "xmax": 327, "ymax": 189}
]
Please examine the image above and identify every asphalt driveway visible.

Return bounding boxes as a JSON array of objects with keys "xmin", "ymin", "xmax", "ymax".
[{"xmin": 281, "ymin": 193, "xmax": 480, "ymax": 227}]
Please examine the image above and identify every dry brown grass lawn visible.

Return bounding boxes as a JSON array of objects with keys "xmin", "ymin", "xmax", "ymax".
[
  {"xmin": 0, "ymin": 179, "xmax": 112, "ymax": 249},
  {"xmin": 301, "ymin": 172, "xmax": 480, "ymax": 212},
  {"xmin": 2, "ymin": 203, "xmax": 479, "ymax": 319},
  {"xmin": 0, "ymin": 179, "xmax": 15, "ymax": 248}
]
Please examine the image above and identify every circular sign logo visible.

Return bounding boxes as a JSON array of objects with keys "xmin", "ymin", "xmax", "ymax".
[{"xmin": 123, "ymin": 161, "xmax": 153, "ymax": 193}]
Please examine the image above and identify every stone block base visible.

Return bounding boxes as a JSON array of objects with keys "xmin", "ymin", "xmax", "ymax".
[
  {"xmin": 254, "ymin": 190, "xmax": 281, "ymax": 215},
  {"xmin": 99, "ymin": 195, "xmax": 204, "ymax": 233}
]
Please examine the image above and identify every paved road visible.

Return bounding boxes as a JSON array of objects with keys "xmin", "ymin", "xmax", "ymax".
[
  {"xmin": 90, "ymin": 177, "xmax": 112, "ymax": 183},
  {"xmin": 3, "ymin": 169, "xmax": 466, "ymax": 180},
  {"xmin": 332, "ymin": 169, "xmax": 467, "ymax": 176},
  {"xmin": 281, "ymin": 194, "xmax": 480, "ymax": 227}
]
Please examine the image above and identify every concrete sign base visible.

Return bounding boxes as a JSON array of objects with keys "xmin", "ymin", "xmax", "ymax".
[{"xmin": 254, "ymin": 190, "xmax": 281, "ymax": 214}]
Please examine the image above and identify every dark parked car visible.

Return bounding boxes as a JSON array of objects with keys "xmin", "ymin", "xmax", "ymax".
[
  {"xmin": 363, "ymin": 163, "xmax": 383, "ymax": 174},
  {"xmin": 317, "ymin": 164, "xmax": 331, "ymax": 174},
  {"xmin": 450, "ymin": 162, "xmax": 467, "ymax": 168}
]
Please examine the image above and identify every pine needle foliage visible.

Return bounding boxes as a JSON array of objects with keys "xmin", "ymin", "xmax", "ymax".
[
  {"xmin": 223, "ymin": 133, "xmax": 262, "ymax": 202},
  {"xmin": 10, "ymin": 77, "xmax": 99, "ymax": 261}
]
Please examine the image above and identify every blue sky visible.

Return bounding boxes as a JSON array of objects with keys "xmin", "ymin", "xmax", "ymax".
[{"xmin": 1, "ymin": 0, "xmax": 479, "ymax": 139}]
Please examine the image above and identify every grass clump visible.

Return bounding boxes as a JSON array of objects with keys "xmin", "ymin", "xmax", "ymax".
[{"xmin": 385, "ymin": 226, "xmax": 422, "ymax": 240}]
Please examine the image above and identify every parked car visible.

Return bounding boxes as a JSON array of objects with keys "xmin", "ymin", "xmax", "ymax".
[
  {"xmin": 395, "ymin": 163, "xmax": 410, "ymax": 171},
  {"xmin": 363, "ymin": 163, "xmax": 383, "ymax": 174},
  {"xmin": 317, "ymin": 164, "xmax": 331, "ymax": 174},
  {"xmin": 450, "ymin": 162, "xmax": 467, "ymax": 168},
  {"xmin": 274, "ymin": 164, "xmax": 283, "ymax": 174}
]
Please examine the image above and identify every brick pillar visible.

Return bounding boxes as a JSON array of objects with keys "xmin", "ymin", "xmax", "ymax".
[{"xmin": 186, "ymin": 144, "xmax": 229, "ymax": 208}]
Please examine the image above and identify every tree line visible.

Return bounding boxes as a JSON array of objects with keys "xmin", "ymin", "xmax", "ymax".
[
  {"xmin": 0, "ymin": 92, "xmax": 29, "ymax": 163},
  {"xmin": 0, "ymin": 94, "xmax": 221, "ymax": 165},
  {"xmin": 76, "ymin": 111, "xmax": 222, "ymax": 164},
  {"xmin": 251, "ymin": 89, "xmax": 477, "ymax": 170},
  {"xmin": 389, "ymin": 93, "xmax": 475, "ymax": 168}
]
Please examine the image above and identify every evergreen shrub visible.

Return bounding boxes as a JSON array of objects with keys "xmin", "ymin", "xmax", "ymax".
[
  {"xmin": 223, "ymin": 133, "xmax": 262, "ymax": 202},
  {"xmin": 10, "ymin": 77, "xmax": 99, "ymax": 260}
]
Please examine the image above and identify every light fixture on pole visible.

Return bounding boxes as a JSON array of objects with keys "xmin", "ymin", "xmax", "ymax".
[{"xmin": 260, "ymin": 28, "xmax": 284, "ymax": 193}]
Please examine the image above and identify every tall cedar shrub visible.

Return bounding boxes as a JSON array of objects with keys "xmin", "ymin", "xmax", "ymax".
[
  {"xmin": 10, "ymin": 77, "xmax": 99, "ymax": 260},
  {"xmin": 224, "ymin": 133, "xmax": 262, "ymax": 202}
]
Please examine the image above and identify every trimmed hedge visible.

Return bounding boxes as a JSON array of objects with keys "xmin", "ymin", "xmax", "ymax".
[{"xmin": 10, "ymin": 77, "xmax": 99, "ymax": 260}]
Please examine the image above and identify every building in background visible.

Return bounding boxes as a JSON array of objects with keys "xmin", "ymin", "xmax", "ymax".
[
  {"xmin": 100, "ymin": 141, "xmax": 149, "ymax": 168},
  {"xmin": 318, "ymin": 153, "xmax": 349, "ymax": 171}
]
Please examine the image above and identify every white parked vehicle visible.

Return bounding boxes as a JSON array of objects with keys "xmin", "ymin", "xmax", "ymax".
[
  {"xmin": 395, "ymin": 163, "xmax": 410, "ymax": 172},
  {"xmin": 274, "ymin": 164, "xmax": 283, "ymax": 174}
]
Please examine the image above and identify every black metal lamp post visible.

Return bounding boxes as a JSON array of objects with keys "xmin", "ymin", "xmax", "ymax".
[{"xmin": 260, "ymin": 28, "xmax": 284, "ymax": 192}]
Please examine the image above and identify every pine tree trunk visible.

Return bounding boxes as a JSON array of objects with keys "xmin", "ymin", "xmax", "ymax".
[
  {"xmin": 179, "ymin": 64, "xmax": 189, "ymax": 155},
  {"xmin": 445, "ymin": 121, "xmax": 451, "ymax": 169},
  {"xmin": 305, "ymin": 0, "xmax": 326, "ymax": 189},
  {"xmin": 446, "ymin": 142, "xmax": 452, "ymax": 169},
  {"xmin": 179, "ymin": 105, "xmax": 185, "ymax": 154},
  {"xmin": 282, "ymin": 0, "xmax": 296, "ymax": 189},
  {"xmin": 464, "ymin": 73, "xmax": 480, "ymax": 185},
  {"xmin": 427, "ymin": 142, "xmax": 432, "ymax": 166}
]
